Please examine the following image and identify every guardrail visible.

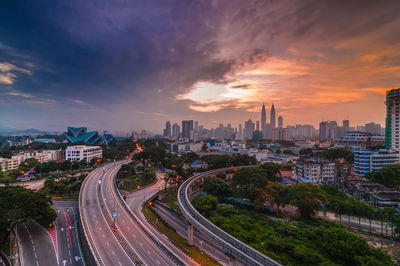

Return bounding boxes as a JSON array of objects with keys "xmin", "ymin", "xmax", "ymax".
[
  {"xmin": 111, "ymin": 164, "xmax": 188, "ymax": 266},
  {"xmin": 79, "ymin": 168, "xmax": 105, "ymax": 266},
  {"xmin": 178, "ymin": 166, "xmax": 281, "ymax": 266}
]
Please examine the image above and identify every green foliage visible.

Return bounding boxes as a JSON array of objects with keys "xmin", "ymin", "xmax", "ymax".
[
  {"xmin": 192, "ymin": 195, "xmax": 218, "ymax": 217},
  {"xmin": 202, "ymin": 177, "xmax": 233, "ymax": 200},
  {"xmin": 365, "ymin": 164, "xmax": 400, "ymax": 188},
  {"xmin": 286, "ymin": 183, "xmax": 326, "ymax": 218},
  {"xmin": 232, "ymin": 167, "xmax": 270, "ymax": 202},
  {"xmin": 0, "ymin": 149, "xmax": 12, "ymax": 159},
  {"xmin": 318, "ymin": 148, "xmax": 354, "ymax": 163},
  {"xmin": 40, "ymin": 174, "xmax": 86, "ymax": 196},
  {"xmin": 259, "ymin": 162, "xmax": 281, "ymax": 182},
  {"xmin": 117, "ymin": 163, "xmax": 156, "ymax": 191},
  {"xmin": 201, "ymin": 154, "xmax": 257, "ymax": 169},
  {"xmin": 0, "ymin": 187, "xmax": 57, "ymax": 244},
  {"xmin": 299, "ymin": 148, "xmax": 314, "ymax": 157},
  {"xmin": 133, "ymin": 145, "xmax": 166, "ymax": 163},
  {"xmin": 194, "ymin": 202, "xmax": 393, "ymax": 265},
  {"xmin": 102, "ymin": 139, "xmax": 138, "ymax": 160}
]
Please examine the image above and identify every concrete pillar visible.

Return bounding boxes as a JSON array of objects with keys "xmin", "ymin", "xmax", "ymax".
[{"xmin": 188, "ymin": 224, "xmax": 194, "ymax": 246}]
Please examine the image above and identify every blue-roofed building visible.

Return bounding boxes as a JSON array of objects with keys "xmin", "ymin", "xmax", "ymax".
[
  {"xmin": 63, "ymin": 127, "xmax": 114, "ymax": 145},
  {"xmin": 354, "ymin": 149, "xmax": 398, "ymax": 176},
  {"xmin": 33, "ymin": 138, "xmax": 56, "ymax": 143}
]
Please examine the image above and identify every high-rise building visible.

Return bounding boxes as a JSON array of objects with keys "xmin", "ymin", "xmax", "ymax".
[
  {"xmin": 319, "ymin": 121, "xmax": 337, "ymax": 142},
  {"xmin": 365, "ymin": 122, "xmax": 382, "ymax": 135},
  {"xmin": 270, "ymin": 104, "xmax": 276, "ymax": 129},
  {"xmin": 172, "ymin": 123, "xmax": 180, "ymax": 138},
  {"xmin": 195, "ymin": 121, "xmax": 199, "ymax": 132},
  {"xmin": 278, "ymin": 116, "xmax": 283, "ymax": 128},
  {"xmin": 239, "ymin": 124, "xmax": 242, "ymax": 134},
  {"xmin": 164, "ymin": 121, "xmax": 171, "ymax": 137},
  {"xmin": 244, "ymin": 119, "xmax": 255, "ymax": 140},
  {"xmin": 386, "ymin": 88, "xmax": 400, "ymax": 151},
  {"xmin": 256, "ymin": 121, "xmax": 260, "ymax": 131},
  {"xmin": 261, "ymin": 103, "xmax": 266, "ymax": 137},
  {"xmin": 182, "ymin": 120, "xmax": 194, "ymax": 139}
]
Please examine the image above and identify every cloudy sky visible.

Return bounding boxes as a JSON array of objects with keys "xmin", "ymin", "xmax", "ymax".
[{"xmin": 1, "ymin": 0, "xmax": 399, "ymax": 133}]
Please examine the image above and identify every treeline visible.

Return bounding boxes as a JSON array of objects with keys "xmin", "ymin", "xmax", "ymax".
[
  {"xmin": 299, "ymin": 147, "xmax": 354, "ymax": 162},
  {"xmin": 117, "ymin": 163, "xmax": 156, "ymax": 191},
  {"xmin": 192, "ymin": 195, "xmax": 394, "ymax": 266},
  {"xmin": 40, "ymin": 174, "xmax": 87, "ymax": 196},
  {"xmin": 0, "ymin": 187, "xmax": 56, "ymax": 249},
  {"xmin": 366, "ymin": 164, "xmax": 400, "ymax": 188}
]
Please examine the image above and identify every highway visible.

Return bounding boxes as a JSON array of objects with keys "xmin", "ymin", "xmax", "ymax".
[
  {"xmin": 52, "ymin": 200, "xmax": 84, "ymax": 266},
  {"xmin": 152, "ymin": 201, "xmax": 235, "ymax": 265},
  {"xmin": 80, "ymin": 161, "xmax": 194, "ymax": 266},
  {"xmin": 17, "ymin": 220, "xmax": 57, "ymax": 266},
  {"xmin": 178, "ymin": 167, "xmax": 281, "ymax": 266}
]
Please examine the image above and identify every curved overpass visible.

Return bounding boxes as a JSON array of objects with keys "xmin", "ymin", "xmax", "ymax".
[
  {"xmin": 177, "ymin": 167, "xmax": 281, "ymax": 266},
  {"xmin": 80, "ymin": 161, "xmax": 192, "ymax": 265}
]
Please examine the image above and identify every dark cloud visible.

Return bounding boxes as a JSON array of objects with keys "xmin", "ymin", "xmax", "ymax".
[{"xmin": 0, "ymin": 0, "xmax": 399, "ymax": 132}]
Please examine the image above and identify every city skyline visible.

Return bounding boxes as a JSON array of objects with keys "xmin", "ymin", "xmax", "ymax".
[{"xmin": 1, "ymin": 1, "xmax": 399, "ymax": 132}]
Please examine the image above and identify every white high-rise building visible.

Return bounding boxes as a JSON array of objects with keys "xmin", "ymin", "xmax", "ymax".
[{"xmin": 386, "ymin": 88, "xmax": 400, "ymax": 151}]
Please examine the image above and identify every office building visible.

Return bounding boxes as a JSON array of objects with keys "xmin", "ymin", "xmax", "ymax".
[
  {"xmin": 239, "ymin": 124, "xmax": 242, "ymax": 134},
  {"xmin": 182, "ymin": 120, "xmax": 194, "ymax": 139},
  {"xmin": 66, "ymin": 145, "xmax": 102, "ymax": 162},
  {"xmin": 386, "ymin": 88, "xmax": 400, "ymax": 151},
  {"xmin": 334, "ymin": 131, "xmax": 385, "ymax": 150},
  {"xmin": 244, "ymin": 119, "xmax": 255, "ymax": 140},
  {"xmin": 172, "ymin": 123, "xmax": 180, "ymax": 138},
  {"xmin": 365, "ymin": 122, "xmax": 382, "ymax": 136},
  {"xmin": 261, "ymin": 103, "xmax": 266, "ymax": 137},
  {"xmin": 278, "ymin": 116, "xmax": 283, "ymax": 128},
  {"xmin": 256, "ymin": 121, "xmax": 260, "ymax": 131},
  {"xmin": 195, "ymin": 121, "xmax": 199, "ymax": 132},
  {"xmin": 319, "ymin": 121, "xmax": 337, "ymax": 142},
  {"xmin": 164, "ymin": 121, "xmax": 171, "ymax": 137},
  {"xmin": 270, "ymin": 104, "xmax": 276, "ymax": 129},
  {"xmin": 354, "ymin": 149, "xmax": 398, "ymax": 176}
]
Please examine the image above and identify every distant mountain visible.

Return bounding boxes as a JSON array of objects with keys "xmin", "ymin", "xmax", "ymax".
[{"xmin": 0, "ymin": 126, "xmax": 59, "ymax": 136}]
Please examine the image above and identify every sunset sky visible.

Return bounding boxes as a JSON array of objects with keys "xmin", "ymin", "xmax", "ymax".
[{"xmin": 1, "ymin": 0, "xmax": 399, "ymax": 133}]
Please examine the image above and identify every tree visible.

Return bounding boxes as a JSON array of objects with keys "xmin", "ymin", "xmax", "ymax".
[
  {"xmin": 365, "ymin": 164, "xmax": 400, "ymax": 188},
  {"xmin": 232, "ymin": 167, "xmax": 269, "ymax": 202},
  {"xmin": 299, "ymin": 148, "xmax": 314, "ymax": 157},
  {"xmin": 0, "ymin": 149, "xmax": 12, "ymax": 159},
  {"xmin": 318, "ymin": 148, "xmax": 354, "ymax": 163},
  {"xmin": 0, "ymin": 187, "xmax": 57, "ymax": 244},
  {"xmin": 181, "ymin": 152, "xmax": 200, "ymax": 163},
  {"xmin": 201, "ymin": 143, "xmax": 208, "ymax": 152},
  {"xmin": 192, "ymin": 195, "xmax": 218, "ymax": 217},
  {"xmin": 287, "ymin": 183, "xmax": 326, "ymax": 218},
  {"xmin": 202, "ymin": 177, "xmax": 233, "ymax": 200},
  {"xmin": 260, "ymin": 162, "xmax": 281, "ymax": 182}
]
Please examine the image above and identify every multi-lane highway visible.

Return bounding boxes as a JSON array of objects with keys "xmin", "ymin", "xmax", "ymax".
[
  {"xmin": 80, "ymin": 161, "xmax": 194, "ymax": 265},
  {"xmin": 53, "ymin": 200, "xmax": 84, "ymax": 266}
]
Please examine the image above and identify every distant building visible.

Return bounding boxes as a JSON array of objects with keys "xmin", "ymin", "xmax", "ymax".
[
  {"xmin": 334, "ymin": 131, "xmax": 385, "ymax": 150},
  {"xmin": 66, "ymin": 145, "xmax": 102, "ymax": 162},
  {"xmin": 295, "ymin": 159, "xmax": 336, "ymax": 184},
  {"xmin": 261, "ymin": 104, "xmax": 266, "ymax": 138},
  {"xmin": 244, "ymin": 119, "xmax": 255, "ymax": 140},
  {"xmin": 319, "ymin": 121, "xmax": 337, "ymax": 142},
  {"xmin": 32, "ymin": 138, "xmax": 56, "ymax": 143},
  {"xmin": 386, "ymin": 88, "xmax": 400, "ymax": 151},
  {"xmin": 8, "ymin": 136, "xmax": 32, "ymax": 147},
  {"xmin": 272, "ymin": 128, "xmax": 290, "ymax": 141},
  {"xmin": 365, "ymin": 122, "xmax": 382, "ymax": 135},
  {"xmin": 164, "ymin": 121, "xmax": 171, "ymax": 137},
  {"xmin": 278, "ymin": 116, "xmax": 283, "ymax": 128},
  {"xmin": 182, "ymin": 120, "xmax": 194, "ymax": 139},
  {"xmin": 354, "ymin": 149, "xmax": 398, "ymax": 176},
  {"xmin": 270, "ymin": 104, "xmax": 276, "ymax": 129},
  {"xmin": 172, "ymin": 123, "xmax": 180, "ymax": 138}
]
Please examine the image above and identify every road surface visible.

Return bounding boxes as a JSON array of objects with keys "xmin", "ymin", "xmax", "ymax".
[
  {"xmin": 81, "ymin": 161, "xmax": 193, "ymax": 265},
  {"xmin": 152, "ymin": 201, "xmax": 237, "ymax": 265},
  {"xmin": 17, "ymin": 220, "xmax": 57, "ymax": 266},
  {"xmin": 53, "ymin": 199, "xmax": 84, "ymax": 266}
]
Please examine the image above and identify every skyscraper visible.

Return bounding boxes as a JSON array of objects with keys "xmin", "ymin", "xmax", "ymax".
[
  {"xmin": 256, "ymin": 121, "xmax": 260, "ymax": 131},
  {"xmin": 261, "ymin": 103, "xmax": 266, "ymax": 137},
  {"xmin": 244, "ymin": 119, "xmax": 255, "ymax": 140},
  {"xmin": 278, "ymin": 116, "xmax": 283, "ymax": 128},
  {"xmin": 319, "ymin": 121, "xmax": 337, "ymax": 142},
  {"xmin": 182, "ymin": 120, "xmax": 194, "ymax": 139},
  {"xmin": 270, "ymin": 104, "xmax": 276, "ymax": 129},
  {"xmin": 172, "ymin": 123, "xmax": 180, "ymax": 138},
  {"xmin": 164, "ymin": 121, "xmax": 171, "ymax": 137},
  {"xmin": 194, "ymin": 121, "xmax": 199, "ymax": 132},
  {"xmin": 386, "ymin": 88, "xmax": 400, "ymax": 151},
  {"xmin": 239, "ymin": 124, "xmax": 242, "ymax": 134}
]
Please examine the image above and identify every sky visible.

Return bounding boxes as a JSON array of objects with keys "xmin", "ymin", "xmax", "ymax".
[{"xmin": 0, "ymin": 0, "xmax": 399, "ymax": 134}]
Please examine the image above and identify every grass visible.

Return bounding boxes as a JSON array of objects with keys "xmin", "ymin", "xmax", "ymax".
[
  {"xmin": 159, "ymin": 188, "xmax": 180, "ymax": 212},
  {"xmin": 143, "ymin": 204, "xmax": 221, "ymax": 266}
]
